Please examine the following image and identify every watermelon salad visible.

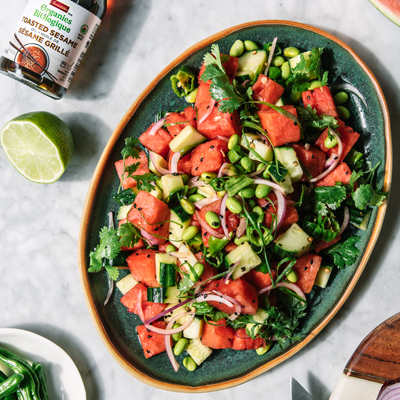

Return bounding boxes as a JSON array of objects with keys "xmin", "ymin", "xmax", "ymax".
[{"xmin": 88, "ymin": 38, "xmax": 387, "ymax": 372}]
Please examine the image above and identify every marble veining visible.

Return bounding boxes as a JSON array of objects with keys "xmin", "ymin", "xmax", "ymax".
[{"xmin": 0, "ymin": 1, "xmax": 399, "ymax": 399}]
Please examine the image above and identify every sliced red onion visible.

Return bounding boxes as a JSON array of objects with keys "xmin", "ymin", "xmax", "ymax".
[
  {"xmin": 217, "ymin": 136, "xmax": 229, "ymax": 142},
  {"xmin": 256, "ymin": 133, "xmax": 270, "ymax": 143},
  {"xmin": 145, "ymin": 298, "xmax": 192, "ymax": 325},
  {"xmin": 220, "ymin": 192, "xmax": 230, "ymax": 239},
  {"xmin": 212, "ymin": 291, "xmax": 242, "ymax": 321},
  {"xmin": 188, "ymin": 180, "xmax": 208, "ymax": 189},
  {"xmin": 187, "ymin": 176, "xmax": 199, "ymax": 186},
  {"xmin": 247, "ymin": 166, "xmax": 266, "ymax": 177},
  {"xmin": 224, "ymin": 258, "xmax": 241, "ymax": 282},
  {"xmin": 146, "ymin": 312, "xmax": 195, "ymax": 336},
  {"xmin": 141, "ymin": 229, "xmax": 160, "ymax": 246},
  {"xmin": 149, "ymin": 151, "xmax": 171, "ymax": 175},
  {"xmin": 258, "ymin": 282, "xmax": 306, "ymax": 301},
  {"xmin": 169, "ymin": 251, "xmax": 189, "ymax": 258},
  {"xmin": 149, "ymin": 117, "xmax": 166, "ymax": 136},
  {"xmin": 194, "ymin": 195, "xmax": 219, "ymax": 210},
  {"xmin": 218, "ymin": 162, "xmax": 229, "ymax": 178},
  {"xmin": 377, "ymin": 379, "xmax": 400, "ymax": 400},
  {"xmin": 253, "ymin": 179, "xmax": 286, "ymax": 231},
  {"xmin": 199, "ymin": 99, "xmax": 215, "ymax": 125},
  {"xmin": 270, "ymin": 199, "xmax": 296, "ymax": 207},
  {"xmin": 264, "ymin": 36, "xmax": 277, "ymax": 76},
  {"xmin": 170, "ymin": 152, "xmax": 181, "ymax": 174},
  {"xmin": 338, "ymin": 206, "xmax": 350, "ymax": 236},
  {"xmin": 194, "ymin": 210, "xmax": 225, "ymax": 239},
  {"xmin": 325, "ymin": 152, "xmax": 340, "ymax": 168},
  {"xmin": 137, "ymin": 291, "xmax": 145, "ymax": 323},
  {"xmin": 241, "ymin": 79, "xmax": 250, "ymax": 87},
  {"xmin": 310, "ymin": 129, "xmax": 342, "ymax": 183},
  {"xmin": 236, "ymin": 217, "xmax": 247, "ymax": 238}
]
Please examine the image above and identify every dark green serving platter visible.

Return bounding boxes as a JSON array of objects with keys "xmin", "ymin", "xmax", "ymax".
[{"xmin": 78, "ymin": 21, "xmax": 392, "ymax": 392}]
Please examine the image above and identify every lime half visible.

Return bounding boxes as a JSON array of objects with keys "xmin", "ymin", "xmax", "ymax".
[{"xmin": 0, "ymin": 111, "xmax": 73, "ymax": 183}]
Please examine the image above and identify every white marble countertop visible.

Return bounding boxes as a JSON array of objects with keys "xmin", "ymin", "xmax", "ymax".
[{"xmin": 0, "ymin": 1, "xmax": 399, "ymax": 399}]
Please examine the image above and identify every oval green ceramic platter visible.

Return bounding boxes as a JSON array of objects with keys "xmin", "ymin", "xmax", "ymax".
[{"xmin": 78, "ymin": 21, "xmax": 392, "ymax": 392}]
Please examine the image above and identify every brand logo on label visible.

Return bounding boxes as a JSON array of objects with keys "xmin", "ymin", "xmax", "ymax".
[{"xmin": 49, "ymin": 0, "xmax": 70, "ymax": 13}]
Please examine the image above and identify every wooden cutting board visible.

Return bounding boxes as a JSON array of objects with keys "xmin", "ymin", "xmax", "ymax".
[{"xmin": 330, "ymin": 313, "xmax": 400, "ymax": 399}]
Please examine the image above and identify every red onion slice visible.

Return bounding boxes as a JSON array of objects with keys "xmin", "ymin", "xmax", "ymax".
[
  {"xmin": 145, "ymin": 298, "xmax": 192, "ymax": 325},
  {"xmin": 218, "ymin": 162, "xmax": 229, "ymax": 178},
  {"xmin": 247, "ymin": 166, "xmax": 266, "ymax": 177},
  {"xmin": 194, "ymin": 210, "xmax": 225, "ymax": 239},
  {"xmin": 338, "ymin": 206, "xmax": 350, "ymax": 236},
  {"xmin": 236, "ymin": 217, "xmax": 247, "ymax": 238},
  {"xmin": 217, "ymin": 136, "xmax": 229, "ymax": 142},
  {"xmin": 258, "ymin": 282, "xmax": 306, "ymax": 301},
  {"xmin": 141, "ymin": 229, "xmax": 160, "ymax": 246},
  {"xmin": 146, "ymin": 312, "xmax": 195, "ymax": 336},
  {"xmin": 224, "ymin": 258, "xmax": 241, "ymax": 282},
  {"xmin": 310, "ymin": 130, "xmax": 342, "ymax": 183},
  {"xmin": 170, "ymin": 152, "xmax": 181, "ymax": 174},
  {"xmin": 199, "ymin": 99, "xmax": 215, "ymax": 125},
  {"xmin": 149, "ymin": 151, "xmax": 171, "ymax": 175},
  {"xmin": 220, "ymin": 192, "xmax": 230, "ymax": 239},
  {"xmin": 137, "ymin": 291, "xmax": 145, "ymax": 323},
  {"xmin": 187, "ymin": 176, "xmax": 199, "ymax": 186},
  {"xmin": 212, "ymin": 291, "xmax": 242, "ymax": 321},
  {"xmin": 235, "ymin": 330, "xmax": 251, "ymax": 339},
  {"xmin": 188, "ymin": 180, "xmax": 208, "ymax": 189},
  {"xmin": 194, "ymin": 195, "xmax": 219, "ymax": 210},
  {"xmin": 377, "ymin": 379, "xmax": 400, "ymax": 400},
  {"xmin": 325, "ymin": 153, "xmax": 340, "ymax": 168},
  {"xmin": 149, "ymin": 117, "xmax": 166, "ymax": 136},
  {"xmin": 241, "ymin": 79, "xmax": 250, "ymax": 87}
]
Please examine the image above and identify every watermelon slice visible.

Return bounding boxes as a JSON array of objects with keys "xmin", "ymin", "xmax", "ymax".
[
  {"xmin": 369, "ymin": 0, "xmax": 400, "ymax": 26},
  {"xmin": 231, "ymin": 329, "xmax": 264, "ymax": 350},
  {"xmin": 201, "ymin": 319, "xmax": 233, "ymax": 349},
  {"xmin": 252, "ymin": 74, "xmax": 285, "ymax": 110},
  {"xmin": 114, "ymin": 151, "xmax": 150, "ymax": 190},
  {"xmin": 191, "ymin": 139, "xmax": 228, "ymax": 176},
  {"xmin": 137, "ymin": 321, "xmax": 171, "ymax": 358},
  {"xmin": 291, "ymin": 253, "xmax": 322, "ymax": 293}
]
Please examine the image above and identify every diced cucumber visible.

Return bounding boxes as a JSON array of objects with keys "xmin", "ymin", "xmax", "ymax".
[
  {"xmin": 276, "ymin": 97, "xmax": 284, "ymax": 106},
  {"xmin": 170, "ymin": 202, "xmax": 192, "ymax": 223},
  {"xmin": 164, "ymin": 304, "xmax": 190, "ymax": 324},
  {"xmin": 274, "ymin": 223, "xmax": 312, "ymax": 258},
  {"xmin": 117, "ymin": 204, "xmax": 132, "ymax": 220},
  {"xmin": 177, "ymin": 243, "xmax": 198, "ymax": 274},
  {"xmin": 238, "ymin": 50, "xmax": 267, "ymax": 76},
  {"xmin": 149, "ymin": 185, "xmax": 163, "ymax": 200},
  {"xmin": 164, "ymin": 286, "xmax": 182, "ymax": 304},
  {"xmin": 155, "ymin": 253, "xmax": 178, "ymax": 286},
  {"xmin": 169, "ymin": 125, "xmax": 206, "ymax": 155},
  {"xmin": 186, "ymin": 339, "xmax": 212, "ymax": 366},
  {"xmin": 272, "ymin": 172, "xmax": 294, "ymax": 195},
  {"xmin": 289, "ymin": 51, "xmax": 318, "ymax": 80},
  {"xmin": 240, "ymin": 133, "xmax": 273, "ymax": 162},
  {"xmin": 358, "ymin": 211, "xmax": 371, "ymax": 231},
  {"xmin": 246, "ymin": 307, "xmax": 269, "ymax": 337},
  {"xmin": 235, "ymin": 70, "xmax": 255, "ymax": 83},
  {"xmin": 183, "ymin": 317, "xmax": 204, "ymax": 339},
  {"xmin": 161, "ymin": 174, "xmax": 184, "ymax": 202},
  {"xmin": 169, "ymin": 210, "xmax": 191, "ymax": 243},
  {"xmin": 147, "ymin": 287, "xmax": 167, "ymax": 303},
  {"xmin": 149, "ymin": 152, "xmax": 168, "ymax": 177},
  {"xmin": 197, "ymin": 186, "xmax": 215, "ymax": 198},
  {"xmin": 350, "ymin": 208, "xmax": 371, "ymax": 231},
  {"xmin": 275, "ymin": 147, "xmax": 303, "ymax": 183},
  {"xmin": 225, "ymin": 241, "xmax": 262, "ymax": 279},
  {"xmin": 314, "ymin": 265, "xmax": 333, "ymax": 289},
  {"xmin": 116, "ymin": 274, "xmax": 137, "ymax": 295}
]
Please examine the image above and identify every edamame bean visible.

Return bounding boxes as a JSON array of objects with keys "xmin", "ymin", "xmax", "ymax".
[
  {"xmin": 240, "ymin": 187, "xmax": 255, "ymax": 199},
  {"xmin": 253, "ymin": 206, "xmax": 263, "ymax": 216},
  {"xmin": 309, "ymin": 80, "xmax": 323, "ymax": 90},
  {"xmin": 290, "ymin": 90, "xmax": 301, "ymax": 103},
  {"xmin": 337, "ymin": 105, "xmax": 350, "ymax": 120},
  {"xmin": 171, "ymin": 324, "xmax": 182, "ymax": 342},
  {"xmin": 256, "ymin": 341, "xmax": 272, "ymax": 355},
  {"xmin": 229, "ymin": 40, "xmax": 244, "ymax": 57},
  {"xmin": 226, "ymin": 197, "xmax": 243, "ymax": 214},
  {"xmin": 166, "ymin": 244, "xmax": 177, "ymax": 253},
  {"xmin": 333, "ymin": 91, "xmax": 349, "ymax": 105},
  {"xmin": 268, "ymin": 66, "xmax": 281, "ymax": 80},
  {"xmin": 189, "ymin": 262, "xmax": 205, "ymax": 282},
  {"xmin": 283, "ymin": 46, "xmax": 300, "ymax": 58},
  {"xmin": 182, "ymin": 226, "xmax": 199, "ymax": 242},
  {"xmin": 286, "ymin": 269, "xmax": 298, "ymax": 283},
  {"xmin": 281, "ymin": 62, "xmax": 290, "ymax": 80},
  {"xmin": 272, "ymin": 55, "xmax": 285, "ymax": 67},
  {"xmin": 181, "ymin": 174, "xmax": 190, "ymax": 184},
  {"xmin": 156, "ymin": 178, "xmax": 163, "ymax": 190},
  {"xmin": 180, "ymin": 199, "xmax": 195, "ymax": 215},
  {"xmin": 247, "ymin": 199, "xmax": 256, "ymax": 209},
  {"xmin": 228, "ymin": 134, "xmax": 240, "ymax": 150},
  {"xmin": 188, "ymin": 194, "xmax": 205, "ymax": 203},
  {"xmin": 255, "ymin": 184, "xmax": 271, "ymax": 199},
  {"xmin": 200, "ymin": 172, "xmax": 218, "ymax": 182},
  {"xmin": 244, "ymin": 40, "xmax": 259, "ymax": 51},
  {"xmin": 183, "ymin": 356, "xmax": 197, "ymax": 371},
  {"xmin": 205, "ymin": 211, "xmax": 221, "ymax": 228},
  {"xmin": 185, "ymin": 88, "xmax": 198, "ymax": 103},
  {"xmin": 174, "ymin": 338, "xmax": 188, "ymax": 356},
  {"xmin": 324, "ymin": 135, "xmax": 338, "ymax": 149},
  {"xmin": 240, "ymin": 157, "xmax": 255, "ymax": 173}
]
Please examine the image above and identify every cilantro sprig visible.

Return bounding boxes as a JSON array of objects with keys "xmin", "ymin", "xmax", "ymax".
[{"xmin": 324, "ymin": 236, "xmax": 360, "ymax": 269}]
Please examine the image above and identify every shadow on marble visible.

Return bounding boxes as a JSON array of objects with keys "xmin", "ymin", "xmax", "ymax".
[
  {"xmin": 308, "ymin": 370, "xmax": 330, "ymax": 400},
  {"xmin": 68, "ymin": 0, "xmax": 151, "ymax": 100},
  {"xmin": 10, "ymin": 322, "xmax": 102, "ymax": 400}
]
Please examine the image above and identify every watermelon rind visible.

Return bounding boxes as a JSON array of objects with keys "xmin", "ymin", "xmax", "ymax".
[{"xmin": 369, "ymin": 0, "xmax": 400, "ymax": 27}]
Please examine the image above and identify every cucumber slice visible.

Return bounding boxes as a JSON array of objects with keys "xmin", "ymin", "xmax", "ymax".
[
  {"xmin": 240, "ymin": 133, "xmax": 273, "ymax": 162},
  {"xmin": 275, "ymin": 147, "xmax": 303, "ymax": 183},
  {"xmin": 274, "ymin": 223, "xmax": 312, "ymax": 258},
  {"xmin": 149, "ymin": 152, "xmax": 168, "ymax": 177},
  {"xmin": 235, "ymin": 70, "xmax": 255, "ymax": 83},
  {"xmin": 276, "ymin": 97, "xmax": 284, "ymax": 106},
  {"xmin": 155, "ymin": 253, "xmax": 178, "ymax": 286},
  {"xmin": 186, "ymin": 339, "xmax": 212, "ymax": 366},
  {"xmin": 169, "ymin": 125, "xmax": 206, "ymax": 155},
  {"xmin": 272, "ymin": 172, "xmax": 294, "ymax": 195},
  {"xmin": 147, "ymin": 287, "xmax": 167, "ymax": 303},
  {"xmin": 238, "ymin": 50, "xmax": 267, "ymax": 76},
  {"xmin": 164, "ymin": 286, "xmax": 182, "ymax": 304},
  {"xmin": 314, "ymin": 265, "xmax": 333, "ymax": 288},
  {"xmin": 116, "ymin": 274, "xmax": 138, "ymax": 295},
  {"xmin": 289, "ymin": 51, "xmax": 318, "ymax": 80},
  {"xmin": 161, "ymin": 174, "xmax": 184, "ymax": 202},
  {"xmin": 358, "ymin": 211, "xmax": 371, "ymax": 231},
  {"xmin": 183, "ymin": 317, "xmax": 204, "ymax": 339},
  {"xmin": 149, "ymin": 185, "xmax": 163, "ymax": 200},
  {"xmin": 350, "ymin": 208, "xmax": 371, "ymax": 231},
  {"xmin": 169, "ymin": 210, "xmax": 191, "ymax": 244},
  {"xmin": 164, "ymin": 304, "xmax": 190, "ymax": 324},
  {"xmin": 225, "ymin": 241, "xmax": 262, "ymax": 279},
  {"xmin": 117, "ymin": 204, "xmax": 132, "ymax": 220}
]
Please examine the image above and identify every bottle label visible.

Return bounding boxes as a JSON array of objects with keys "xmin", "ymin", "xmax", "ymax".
[{"xmin": 2, "ymin": 0, "xmax": 101, "ymax": 89}]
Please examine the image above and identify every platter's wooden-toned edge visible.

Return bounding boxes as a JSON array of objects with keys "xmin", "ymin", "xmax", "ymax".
[{"xmin": 78, "ymin": 20, "xmax": 392, "ymax": 393}]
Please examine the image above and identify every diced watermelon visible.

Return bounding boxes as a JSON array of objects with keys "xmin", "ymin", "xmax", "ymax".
[
  {"xmin": 126, "ymin": 249, "xmax": 160, "ymax": 287},
  {"xmin": 165, "ymin": 106, "xmax": 197, "ymax": 138},
  {"xmin": 314, "ymin": 162, "xmax": 352, "ymax": 187},
  {"xmin": 242, "ymin": 262, "xmax": 277, "ymax": 291},
  {"xmin": 190, "ymin": 214, "xmax": 200, "ymax": 228},
  {"xmin": 195, "ymin": 83, "xmax": 241, "ymax": 140},
  {"xmin": 214, "ymin": 319, "xmax": 235, "ymax": 339},
  {"xmin": 118, "ymin": 219, "xmax": 145, "ymax": 251},
  {"xmin": 191, "ymin": 139, "xmax": 228, "ymax": 176},
  {"xmin": 168, "ymin": 151, "xmax": 192, "ymax": 175},
  {"xmin": 198, "ymin": 55, "xmax": 239, "ymax": 84},
  {"xmin": 127, "ymin": 191, "xmax": 170, "ymax": 244},
  {"xmin": 258, "ymin": 105, "xmax": 301, "ymax": 147},
  {"xmin": 121, "ymin": 283, "xmax": 147, "ymax": 311},
  {"xmin": 291, "ymin": 253, "xmax": 322, "ymax": 293},
  {"xmin": 205, "ymin": 278, "xmax": 258, "ymax": 315},
  {"xmin": 232, "ymin": 329, "xmax": 264, "ymax": 350},
  {"xmin": 141, "ymin": 302, "xmax": 168, "ymax": 321},
  {"xmin": 114, "ymin": 152, "xmax": 150, "ymax": 190},
  {"xmin": 137, "ymin": 321, "xmax": 170, "ymax": 358},
  {"xmin": 225, "ymin": 242, "xmax": 238, "ymax": 253},
  {"xmin": 292, "ymin": 143, "xmax": 326, "ymax": 180},
  {"xmin": 201, "ymin": 319, "xmax": 233, "ymax": 349},
  {"xmin": 139, "ymin": 124, "xmax": 172, "ymax": 158},
  {"xmin": 302, "ymin": 86, "xmax": 339, "ymax": 117},
  {"xmin": 252, "ymin": 74, "xmax": 285, "ymax": 110},
  {"xmin": 198, "ymin": 199, "xmax": 239, "ymax": 247},
  {"xmin": 314, "ymin": 236, "xmax": 341, "ymax": 253}
]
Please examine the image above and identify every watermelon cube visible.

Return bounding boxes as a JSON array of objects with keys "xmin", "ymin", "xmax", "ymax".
[
  {"xmin": 139, "ymin": 123, "xmax": 172, "ymax": 158},
  {"xmin": 314, "ymin": 162, "xmax": 352, "ymax": 187},
  {"xmin": 127, "ymin": 191, "xmax": 170, "ymax": 244},
  {"xmin": 114, "ymin": 151, "xmax": 150, "ymax": 190},
  {"xmin": 302, "ymin": 86, "xmax": 339, "ymax": 117},
  {"xmin": 198, "ymin": 55, "xmax": 239, "ymax": 84},
  {"xmin": 127, "ymin": 249, "xmax": 160, "ymax": 287},
  {"xmin": 121, "ymin": 282, "xmax": 147, "ymax": 311},
  {"xmin": 231, "ymin": 329, "xmax": 264, "ymax": 350},
  {"xmin": 165, "ymin": 106, "xmax": 197, "ymax": 138},
  {"xmin": 201, "ymin": 319, "xmax": 233, "ymax": 349},
  {"xmin": 191, "ymin": 139, "xmax": 228, "ymax": 176},
  {"xmin": 137, "ymin": 321, "xmax": 170, "ymax": 358},
  {"xmin": 291, "ymin": 253, "xmax": 322, "ymax": 293},
  {"xmin": 258, "ymin": 105, "xmax": 301, "ymax": 147},
  {"xmin": 242, "ymin": 262, "xmax": 277, "ymax": 291},
  {"xmin": 168, "ymin": 151, "xmax": 192, "ymax": 175},
  {"xmin": 292, "ymin": 143, "xmax": 326, "ymax": 180},
  {"xmin": 252, "ymin": 74, "xmax": 285, "ymax": 110}
]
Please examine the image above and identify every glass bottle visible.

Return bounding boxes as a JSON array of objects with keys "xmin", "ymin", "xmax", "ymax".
[{"xmin": 0, "ymin": 0, "xmax": 107, "ymax": 99}]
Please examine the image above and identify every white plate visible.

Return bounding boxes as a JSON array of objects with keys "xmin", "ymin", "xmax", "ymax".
[{"xmin": 0, "ymin": 328, "xmax": 86, "ymax": 400}]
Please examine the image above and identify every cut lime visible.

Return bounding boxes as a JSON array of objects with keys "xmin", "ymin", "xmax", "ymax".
[{"xmin": 0, "ymin": 111, "xmax": 73, "ymax": 183}]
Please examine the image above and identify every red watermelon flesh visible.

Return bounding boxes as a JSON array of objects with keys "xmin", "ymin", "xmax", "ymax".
[
  {"xmin": 242, "ymin": 263, "xmax": 277, "ymax": 291},
  {"xmin": 225, "ymin": 242, "xmax": 238, "ymax": 253},
  {"xmin": 114, "ymin": 151, "xmax": 150, "ymax": 190},
  {"xmin": 198, "ymin": 55, "xmax": 239, "ymax": 84},
  {"xmin": 302, "ymin": 86, "xmax": 339, "ymax": 117},
  {"xmin": 191, "ymin": 139, "xmax": 228, "ymax": 176},
  {"xmin": 137, "ymin": 321, "xmax": 170, "ymax": 358},
  {"xmin": 126, "ymin": 249, "xmax": 160, "ymax": 287},
  {"xmin": 369, "ymin": 0, "xmax": 400, "ymax": 27},
  {"xmin": 291, "ymin": 143, "xmax": 326, "ymax": 180},
  {"xmin": 121, "ymin": 283, "xmax": 147, "ymax": 311},
  {"xmin": 165, "ymin": 107, "xmax": 197, "ymax": 138},
  {"xmin": 252, "ymin": 74, "xmax": 285, "ymax": 110},
  {"xmin": 232, "ymin": 329, "xmax": 264, "ymax": 350},
  {"xmin": 139, "ymin": 123, "xmax": 172, "ymax": 158},
  {"xmin": 214, "ymin": 319, "xmax": 236, "ymax": 339},
  {"xmin": 201, "ymin": 319, "xmax": 233, "ymax": 349},
  {"xmin": 314, "ymin": 162, "xmax": 352, "ymax": 187},
  {"xmin": 291, "ymin": 253, "xmax": 322, "ymax": 293},
  {"xmin": 168, "ymin": 151, "xmax": 192, "ymax": 175}
]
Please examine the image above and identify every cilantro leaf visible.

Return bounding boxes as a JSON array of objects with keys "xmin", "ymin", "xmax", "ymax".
[
  {"xmin": 118, "ymin": 221, "xmax": 142, "ymax": 249},
  {"xmin": 104, "ymin": 265, "xmax": 119, "ymax": 281},
  {"xmin": 124, "ymin": 172, "xmax": 158, "ymax": 192},
  {"xmin": 203, "ymin": 44, "xmax": 224, "ymax": 71},
  {"xmin": 212, "ymin": 311, "xmax": 228, "ymax": 322},
  {"xmin": 324, "ymin": 236, "xmax": 360, "ymax": 269},
  {"xmin": 352, "ymin": 184, "xmax": 375, "ymax": 210},
  {"xmin": 314, "ymin": 185, "xmax": 347, "ymax": 210},
  {"xmin": 298, "ymin": 104, "xmax": 339, "ymax": 130},
  {"xmin": 369, "ymin": 192, "xmax": 388, "ymax": 207},
  {"xmin": 121, "ymin": 137, "xmax": 141, "ymax": 160}
]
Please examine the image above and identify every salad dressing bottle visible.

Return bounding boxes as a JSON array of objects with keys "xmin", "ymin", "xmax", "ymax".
[{"xmin": 0, "ymin": 0, "xmax": 107, "ymax": 99}]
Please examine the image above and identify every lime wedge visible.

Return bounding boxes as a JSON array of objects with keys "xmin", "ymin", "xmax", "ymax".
[{"xmin": 0, "ymin": 111, "xmax": 73, "ymax": 183}]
